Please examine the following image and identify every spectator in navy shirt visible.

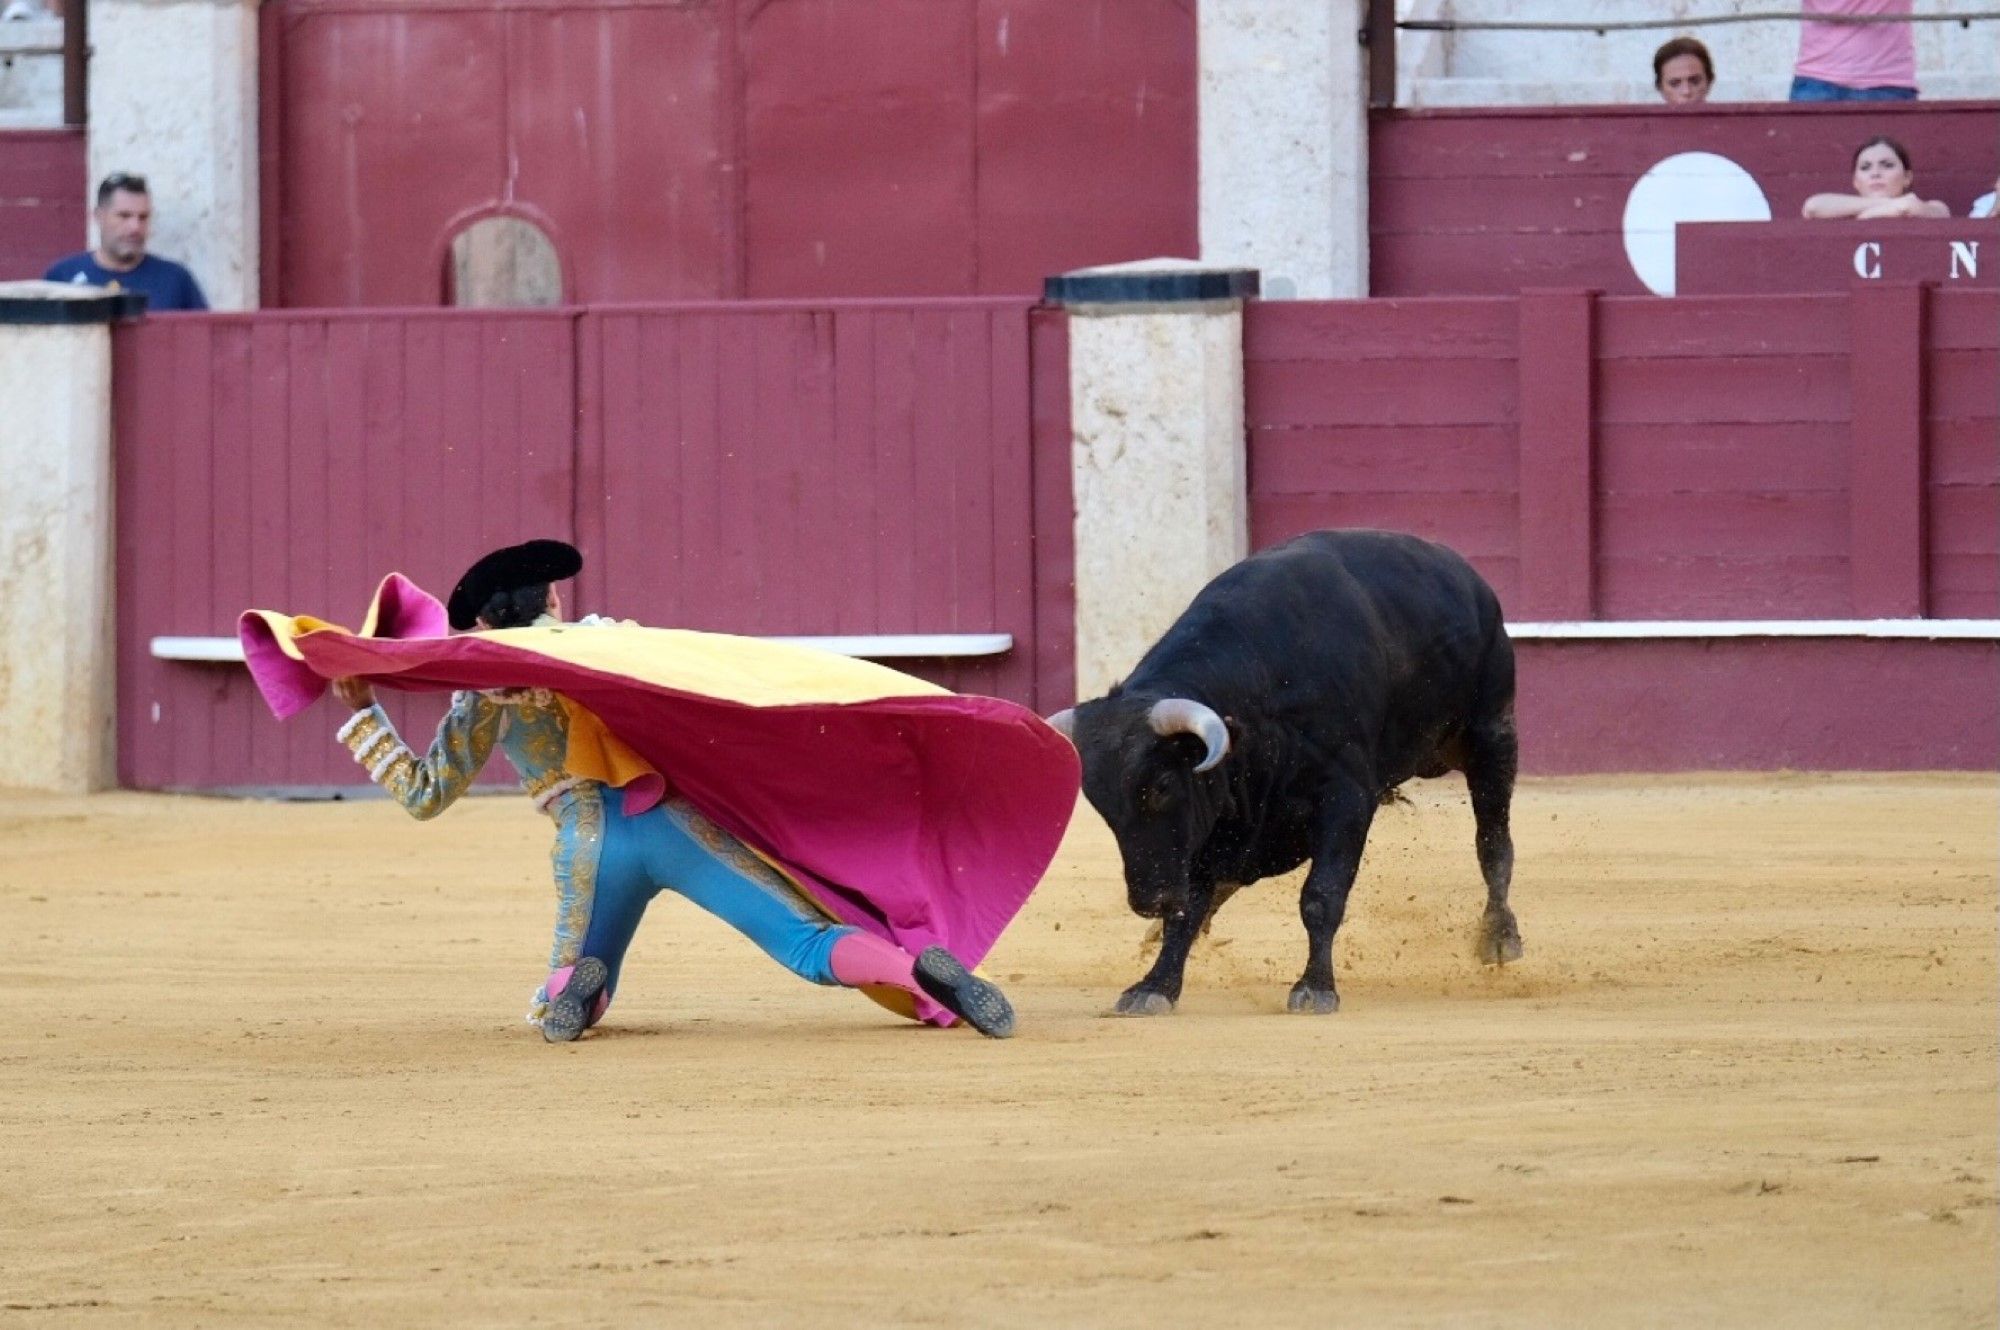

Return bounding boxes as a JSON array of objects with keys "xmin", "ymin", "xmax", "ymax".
[{"xmin": 44, "ymin": 173, "xmax": 208, "ymax": 312}]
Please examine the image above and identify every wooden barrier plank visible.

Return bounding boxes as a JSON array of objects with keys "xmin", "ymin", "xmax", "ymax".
[
  {"xmin": 1601, "ymin": 493, "xmax": 1848, "ymax": 559},
  {"xmin": 1924, "ymin": 349, "xmax": 2000, "ymax": 421},
  {"xmin": 1596, "ymin": 354, "xmax": 1851, "ymax": 425},
  {"xmin": 1243, "ymin": 298, "xmax": 1516, "ymax": 362},
  {"xmin": 1595, "ymin": 295, "xmax": 1847, "ymax": 360},
  {"xmin": 1930, "ymin": 487, "xmax": 2000, "ymax": 555},
  {"xmin": 1517, "ymin": 289, "xmax": 1595, "ymax": 621},
  {"xmin": 910, "ymin": 308, "xmax": 960, "ymax": 635},
  {"xmin": 987, "ymin": 304, "xmax": 1037, "ymax": 706},
  {"xmin": 664, "ymin": 312, "xmax": 721, "ymax": 625},
  {"xmin": 1849, "ymin": 284, "xmax": 1927, "ymax": 618},
  {"xmin": 1251, "ymin": 425, "xmax": 1518, "ymax": 495},
  {"xmin": 793, "ymin": 310, "xmax": 841, "ymax": 634},
  {"xmin": 831, "ymin": 308, "xmax": 880, "ymax": 633},
  {"xmin": 1029, "ymin": 306, "xmax": 1075, "ymax": 714},
  {"xmin": 1929, "ymin": 553, "xmax": 2000, "ymax": 619},
  {"xmin": 1928, "ymin": 289, "xmax": 2000, "ymax": 350},
  {"xmin": 1597, "ymin": 422, "xmax": 1845, "ymax": 495},
  {"xmin": 1371, "ymin": 231, "xmax": 1639, "ymax": 299},
  {"xmin": 1930, "ymin": 419, "xmax": 2000, "ymax": 488},
  {"xmin": 113, "ymin": 324, "xmax": 175, "ymax": 786},
  {"xmin": 1597, "ymin": 555, "xmax": 1851, "ymax": 620},
  {"xmin": 1256, "ymin": 492, "xmax": 1520, "ymax": 556},
  {"xmin": 1248, "ymin": 356, "xmax": 1517, "ymax": 428}
]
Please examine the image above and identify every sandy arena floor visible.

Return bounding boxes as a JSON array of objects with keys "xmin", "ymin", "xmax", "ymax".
[{"xmin": 1, "ymin": 774, "xmax": 1994, "ymax": 1327}]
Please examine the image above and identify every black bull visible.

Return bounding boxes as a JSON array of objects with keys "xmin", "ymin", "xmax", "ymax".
[{"xmin": 1050, "ymin": 529, "xmax": 1523, "ymax": 1015}]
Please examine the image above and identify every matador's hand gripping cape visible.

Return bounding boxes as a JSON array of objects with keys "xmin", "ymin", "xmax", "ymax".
[{"xmin": 239, "ymin": 575, "xmax": 1079, "ymax": 976}]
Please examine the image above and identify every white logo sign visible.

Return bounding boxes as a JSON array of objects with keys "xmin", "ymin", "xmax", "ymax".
[{"xmin": 1622, "ymin": 152, "xmax": 1773, "ymax": 297}]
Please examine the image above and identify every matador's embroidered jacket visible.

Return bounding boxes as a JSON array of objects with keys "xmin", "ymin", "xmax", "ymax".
[{"xmin": 336, "ymin": 684, "xmax": 601, "ymax": 977}]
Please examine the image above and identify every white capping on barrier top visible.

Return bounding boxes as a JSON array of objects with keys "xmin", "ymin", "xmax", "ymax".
[
  {"xmin": 1505, "ymin": 620, "xmax": 2000, "ymax": 640},
  {"xmin": 151, "ymin": 633, "xmax": 1015, "ymax": 664},
  {"xmin": 151, "ymin": 620, "xmax": 2000, "ymax": 670}
]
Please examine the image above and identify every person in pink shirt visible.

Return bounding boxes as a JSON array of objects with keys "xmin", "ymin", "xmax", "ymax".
[{"xmin": 1791, "ymin": 0, "xmax": 1918, "ymax": 101}]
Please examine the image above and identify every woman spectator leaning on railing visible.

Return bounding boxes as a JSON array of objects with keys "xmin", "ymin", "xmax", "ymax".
[{"xmin": 1802, "ymin": 137, "xmax": 1951, "ymax": 220}]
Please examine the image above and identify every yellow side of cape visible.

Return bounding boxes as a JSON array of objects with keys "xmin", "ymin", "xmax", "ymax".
[{"xmin": 494, "ymin": 623, "xmax": 952, "ymax": 707}]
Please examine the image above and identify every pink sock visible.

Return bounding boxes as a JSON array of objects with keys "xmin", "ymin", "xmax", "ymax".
[
  {"xmin": 829, "ymin": 930, "xmax": 919, "ymax": 993},
  {"xmin": 546, "ymin": 965, "xmax": 613, "ymax": 1025}
]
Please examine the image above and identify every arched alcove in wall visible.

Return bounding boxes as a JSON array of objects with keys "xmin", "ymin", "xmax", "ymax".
[{"xmin": 445, "ymin": 215, "xmax": 564, "ymax": 307}]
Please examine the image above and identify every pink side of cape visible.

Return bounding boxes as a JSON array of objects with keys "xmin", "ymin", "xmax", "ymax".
[
  {"xmin": 237, "ymin": 587, "xmax": 1079, "ymax": 995},
  {"xmin": 240, "ymin": 574, "xmax": 451, "ymax": 720}
]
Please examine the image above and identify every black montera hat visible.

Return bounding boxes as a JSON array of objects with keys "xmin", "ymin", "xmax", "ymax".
[{"xmin": 447, "ymin": 539, "xmax": 583, "ymax": 630}]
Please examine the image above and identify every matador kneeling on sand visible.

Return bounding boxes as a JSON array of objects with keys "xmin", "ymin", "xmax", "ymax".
[{"xmin": 240, "ymin": 539, "xmax": 1079, "ymax": 1044}]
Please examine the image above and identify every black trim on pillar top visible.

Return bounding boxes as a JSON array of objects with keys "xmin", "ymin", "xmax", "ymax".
[
  {"xmin": 1043, "ymin": 266, "xmax": 1261, "ymax": 306},
  {"xmin": 0, "ymin": 287, "xmax": 149, "ymax": 325}
]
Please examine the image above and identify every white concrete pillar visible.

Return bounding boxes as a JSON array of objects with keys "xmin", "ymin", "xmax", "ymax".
[
  {"xmin": 1199, "ymin": 0, "xmax": 1369, "ymax": 298},
  {"xmin": 0, "ymin": 283, "xmax": 136, "ymax": 792},
  {"xmin": 89, "ymin": 0, "xmax": 259, "ymax": 309},
  {"xmin": 1046, "ymin": 260, "xmax": 1258, "ymax": 702}
]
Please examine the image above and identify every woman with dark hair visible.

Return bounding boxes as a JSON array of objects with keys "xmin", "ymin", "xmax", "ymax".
[
  {"xmin": 1802, "ymin": 136, "xmax": 1950, "ymax": 219},
  {"xmin": 1652, "ymin": 37, "xmax": 1713, "ymax": 105},
  {"xmin": 325, "ymin": 540, "xmax": 1019, "ymax": 1042}
]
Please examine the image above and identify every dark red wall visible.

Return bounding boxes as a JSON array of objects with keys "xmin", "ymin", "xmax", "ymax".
[
  {"xmin": 1678, "ymin": 220, "xmax": 1997, "ymax": 295},
  {"xmin": 1371, "ymin": 101, "xmax": 2000, "ymax": 297},
  {"xmin": 1245, "ymin": 287, "xmax": 1998, "ymax": 772},
  {"xmin": 262, "ymin": 0, "xmax": 1196, "ymax": 307},
  {"xmin": 114, "ymin": 300, "xmax": 1073, "ymax": 792},
  {"xmin": 1517, "ymin": 638, "xmax": 1998, "ymax": 773},
  {"xmin": 0, "ymin": 129, "xmax": 85, "ymax": 280},
  {"xmin": 1245, "ymin": 287, "xmax": 1998, "ymax": 622}
]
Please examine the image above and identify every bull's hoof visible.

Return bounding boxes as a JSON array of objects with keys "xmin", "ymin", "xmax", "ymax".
[
  {"xmin": 1286, "ymin": 983, "xmax": 1340, "ymax": 1015},
  {"xmin": 1113, "ymin": 987, "xmax": 1176, "ymax": 1017},
  {"xmin": 1477, "ymin": 909, "xmax": 1524, "ymax": 966}
]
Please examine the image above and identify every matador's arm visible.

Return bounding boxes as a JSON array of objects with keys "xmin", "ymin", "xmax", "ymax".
[{"xmin": 336, "ymin": 691, "xmax": 504, "ymax": 819}]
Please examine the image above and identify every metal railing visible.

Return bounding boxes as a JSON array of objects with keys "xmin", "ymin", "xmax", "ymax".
[{"xmin": 1362, "ymin": 1, "xmax": 1999, "ymax": 108}]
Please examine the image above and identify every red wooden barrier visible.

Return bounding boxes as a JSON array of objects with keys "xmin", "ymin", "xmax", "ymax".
[
  {"xmin": 115, "ymin": 310, "xmax": 579, "ymax": 791},
  {"xmin": 1248, "ymin": 287, "xmax": 1998, "ymax": 624},
  {"xmin": 574, "ymin": 299, "xmax": 1040, "ymax": 700},
  {"xmin": 1244, "ymin": 298, "xmax": 1522, "ymax": 606},
  {"xmin": 1371, "ymin": 102, "xmax": 1999, "ymax": 298},
  {"xmin": 1849, "ymin": 283, "xmax": 1927, "ymax": 617},
  {"xmin": 261, "ymin": 0, "xmax": 1196, "ymax": 307},
  {"xmin": 1516, "ymin": 288, "xmax": 1594, "ymax": 620},
  {"xmin": 1245, "ymin": 287, "xmax": 1998, "ymax": 771},
  {"xmin": 114, "ymin": 299, "xmax": 1068, "ymax": 792},
  {"xmin": 0, "ymin": 129, "xmax": 86, "ymax": 281},
  {"xmin": 1678, "ymin": 220, "xmax": 1996, "ymax": 295},
  {"xmin": 1925, "ymin": 291, "xmax": 1999, "ymax": 619}
]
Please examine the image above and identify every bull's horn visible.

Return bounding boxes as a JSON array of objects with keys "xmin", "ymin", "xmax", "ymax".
[
  {"xmin": 1045, "ymin": 708, "xmax": 1078, "ymax": 743},
  {"xmin": 1147, "ymin": 698, "xmax": 1229, "ymax": 772}
]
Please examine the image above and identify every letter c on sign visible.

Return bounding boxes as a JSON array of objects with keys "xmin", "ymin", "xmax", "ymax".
[{"xmin": 1853, "ymin": 242, "xmax": 1883, "ymax": 280}]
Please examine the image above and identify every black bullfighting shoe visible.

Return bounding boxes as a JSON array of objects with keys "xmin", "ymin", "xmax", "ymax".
[
  {"xmin": 542, "ymin": 956, "xmax": 609, "ymax": 1044},
  {"xmin": 913, "ymin": 947, "xmax": 1016, "ymax": 1039}
]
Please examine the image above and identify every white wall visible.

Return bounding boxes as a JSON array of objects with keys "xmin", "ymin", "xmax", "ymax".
[
  {"xmin": 89, "ymin": 0, "xmax": 259, "ymax": 308},
  {"xmin": 1401, "ymin": 0, "xmax": 2000, "ymax": 106},
  {"xmin": 0, "ymin": 301, "xmax": 116, "ymax": 792},
  {"xmin": 1199, "ymin": 0, "xmax": 1369, "ymax": 298}
]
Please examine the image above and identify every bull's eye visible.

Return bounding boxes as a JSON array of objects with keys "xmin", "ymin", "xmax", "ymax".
[{"xmin": 1140, "ymin": 772, "xmax": 1178, "ymax": 814}]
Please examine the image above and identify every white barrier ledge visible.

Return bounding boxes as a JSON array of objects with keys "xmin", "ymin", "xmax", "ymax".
[
  {"xmin": 1507, "ymin": 620, "xmax": 2000, "ymax": 640},
  {"xmin": 151, "ymin": 633, "xmax": 1014, "ymax": 664}
]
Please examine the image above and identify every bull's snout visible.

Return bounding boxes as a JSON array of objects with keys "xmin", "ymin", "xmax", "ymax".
[{"xmin": 1126, "ymin": 882, "xmax": 1190, "ymax": 922}]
